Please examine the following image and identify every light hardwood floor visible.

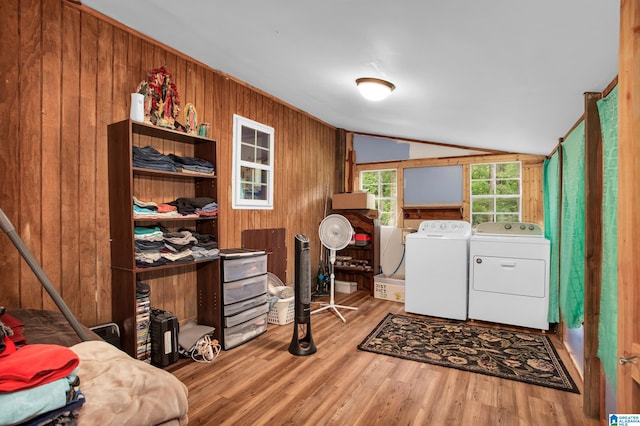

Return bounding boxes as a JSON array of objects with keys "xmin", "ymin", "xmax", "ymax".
[{"xmin": 171, "ymin": 290, "xmax": 599, "ymax": 426}]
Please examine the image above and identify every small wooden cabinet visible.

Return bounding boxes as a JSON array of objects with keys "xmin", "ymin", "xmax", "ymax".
[
  {"xmin": 107, "ymin": 119, "xmax": 221, "ymax": 357},
  {"xmin": 332, "ymin": 210, "xmax": 380, "ymax": 294}
]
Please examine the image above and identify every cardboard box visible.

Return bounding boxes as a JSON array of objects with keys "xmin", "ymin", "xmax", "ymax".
[
  {"xmin": 374, "ymin": 274, "xmax": 405, "ymax": 302},
  {"xmin": 332, "ymin": 192, "xmax": 376, "ymax": 210}
]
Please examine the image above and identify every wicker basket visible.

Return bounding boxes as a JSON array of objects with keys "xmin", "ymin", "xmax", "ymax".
[{"xmin": 268, "ymin": 296, "xmax": 295, "ymax": 325}]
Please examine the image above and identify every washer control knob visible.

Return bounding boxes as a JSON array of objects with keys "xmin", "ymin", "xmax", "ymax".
[
  {"xmin": 440, "ymin": 223, "xmax": 446, "ymax": 229},
  {"xmin": 520, "ymin": 224, "xmax": 526, "ymax": 230},
  {"xmin": 504, "ymin": 224, "xmax": 512, "ymax": 230},
  {"xmin": 529, "ymin": 225, "xmax": 535, "ymax": 230}
]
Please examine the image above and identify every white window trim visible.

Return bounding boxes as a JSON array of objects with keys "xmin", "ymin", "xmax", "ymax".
[{"xmin": 232, "ymin": 114, "xmax": 274, "ymax": 210}]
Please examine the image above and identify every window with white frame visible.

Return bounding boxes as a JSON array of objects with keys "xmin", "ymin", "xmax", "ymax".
[
  {"xmin": 470, "ymin": 161, "xmax": 521, "ymax": 226},
  {"xmin": 360, "ymin": 169, "xmax": 397, "ymax": 226},
  {"xmin": 232, "ymin": 114, "xmax": 274, "ymax": 209}
]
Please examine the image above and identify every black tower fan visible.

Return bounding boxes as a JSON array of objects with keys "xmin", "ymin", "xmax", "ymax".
[{"xmin": 288, "ymin": 234, "xmax": 317, "ymax": 356}]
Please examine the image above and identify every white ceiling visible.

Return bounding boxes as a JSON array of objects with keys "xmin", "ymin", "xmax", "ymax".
[{"xmin": 83, "ymin": 0, "xmax": 619, "ymax": 156}]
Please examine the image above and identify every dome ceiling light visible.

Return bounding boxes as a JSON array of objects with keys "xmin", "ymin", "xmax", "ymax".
[{"xmin": 355, "ymin": 77, "xmax": 396, "ymax": 101}]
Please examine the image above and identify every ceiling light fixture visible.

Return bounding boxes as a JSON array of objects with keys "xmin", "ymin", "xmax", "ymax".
[{"xmin": 355, "ymin": 77, "xmax": 396, "ymax": 101}]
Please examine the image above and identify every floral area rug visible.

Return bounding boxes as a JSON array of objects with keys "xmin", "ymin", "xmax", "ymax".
[{"xmin": 358, "ymin": 313, "xmax": 579, "ymax": 393}]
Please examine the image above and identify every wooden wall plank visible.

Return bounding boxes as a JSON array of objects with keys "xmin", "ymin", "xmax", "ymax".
[
  {"xmin": 59, "ymin": 3, "xmax": 81, "ymax": 314},
  {"xmin": 0, "ymin": 0, "xmax": 22, "ymax": 308},
  {"xmin": 95, "ymin": 17, "xmax": 114, "ymax": 322},
  {"xmin": 78, "ymin": 12, "xmax": 99, "ymax": 324},
  {"xmin": 19, "ymin": 0, "xmax": 43, "ymax": 308},
  {"xmin": 41, "ymin": 0, "xmax": 62, "ymax": 312}
]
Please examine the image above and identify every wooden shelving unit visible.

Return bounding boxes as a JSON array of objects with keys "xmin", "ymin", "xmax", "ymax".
[
  {"xmin": 332, "ymin": 210, "xmax": 380, "ymax": 294},
  {"xmin": 107, "ymin": 119, "xmax": 221, "ymax": 357}
]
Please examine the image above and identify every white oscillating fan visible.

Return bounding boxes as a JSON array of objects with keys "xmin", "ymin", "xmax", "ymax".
[{"xmin": 311, "ymin": 214, "xmax": 358, "ymax": 322}]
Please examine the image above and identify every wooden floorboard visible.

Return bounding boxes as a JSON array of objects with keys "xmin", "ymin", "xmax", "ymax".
[{"xmin": 171, "ymin": 290, "xmax": 598, "ymax": 426}]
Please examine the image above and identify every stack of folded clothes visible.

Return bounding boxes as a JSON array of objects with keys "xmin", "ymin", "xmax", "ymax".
[
  {"xmin": 134, "ymin": 225, "xmax": 167, "ymax": 268},
  {"xmin": 134, "ymin": 226, "xmax": 219, "ymax": 268},
  {"xmin": 167, "ymin": 197, "xmax": 218, "ymax": 217},
  {"xmin": 132, "ymin": 196, "xmax": 218, "ymax": 220},
  {"xmin": 168, "ymin": 153, "xmax": 214, "ymax": 175},
  {"xmin": 0, "ymin": 308, "xmax": 85, "ymax": 425},
  {"xmin": 132, "ymin": 197, "xmax": 181, "ymax": 220},
  {"xmin": 132, "ymin": 145, "xmax": 215, "ymax": 176}
]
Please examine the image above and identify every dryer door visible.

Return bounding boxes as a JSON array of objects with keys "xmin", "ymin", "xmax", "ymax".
[{"xmin": 472, "ymin": 255, "xmax": 546, "ymax": 298}]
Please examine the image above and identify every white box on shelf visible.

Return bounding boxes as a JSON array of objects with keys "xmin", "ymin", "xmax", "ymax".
[
  {"xmin": 374, "ymin": 274, "xmax": 405, "ymax": 302},
  {"xmin": 335, "ymin": 280, "xmax": 357, "ymax": 293}
]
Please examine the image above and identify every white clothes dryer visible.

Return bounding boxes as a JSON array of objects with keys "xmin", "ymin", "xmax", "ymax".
[
  {"xmin": 468, "ymin": 222, "xmax": 550, "ymax": 330},
  {"xmin": 405, "ymin": 220, "xmax": 471, "ymax": 320}
]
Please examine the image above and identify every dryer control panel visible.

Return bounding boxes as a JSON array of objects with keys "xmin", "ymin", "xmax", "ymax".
[
  {"xmin": 474, "ymin": 221, "xmax": 543, "ymax": 236},
  {"xmin": 417, "ymin": 220, "xmax": 471, "ymax": 236}
]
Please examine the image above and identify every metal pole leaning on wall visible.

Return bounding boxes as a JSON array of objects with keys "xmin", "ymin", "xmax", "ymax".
[{"xmin": 0, "ymin": 208, "xmax": 90, "ymax": 342}]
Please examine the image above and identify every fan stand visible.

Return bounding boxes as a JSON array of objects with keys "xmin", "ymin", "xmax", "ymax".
[{"xmin": 311, "ymin": 248, "xmax": 358, "ymax": 323}]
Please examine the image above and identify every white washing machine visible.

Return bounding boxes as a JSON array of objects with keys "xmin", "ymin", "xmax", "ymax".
[
  {"xmin": 468, "ymin": 222, "xmax": 550, "ymax": 330},
  {"xmin": 405, "ymin": 220, "xmax": 471, "ymax": 320}
]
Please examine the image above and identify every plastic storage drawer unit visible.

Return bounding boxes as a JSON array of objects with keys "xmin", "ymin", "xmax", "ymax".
[
  {"xmin": 222, "ymin": 254, "xmax": 268, "ymax": 282},
  {"xmin": 223, "ymin": 313, "xmax": 268, "ymax": 350},
  {"xmin": 224, "ymin": 302, "xmax": 270, "ymax": 327},
  {"xmin": 224, "ymin": 293, "xmax": 267, "ymax": 317},
  {"xmin": 223, "ymin": 274, "xmax": 268, "ymax": 305}
]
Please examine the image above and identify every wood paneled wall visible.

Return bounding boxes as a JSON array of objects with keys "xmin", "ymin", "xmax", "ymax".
[{"xmin": 0, "ymin": 0, "xmax": 336, "ymax": 326}]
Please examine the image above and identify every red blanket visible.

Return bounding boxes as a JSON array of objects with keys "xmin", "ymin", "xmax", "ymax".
[{"xmin": 0, "ymin": 341, "xmax": 79, "ymax": 392}]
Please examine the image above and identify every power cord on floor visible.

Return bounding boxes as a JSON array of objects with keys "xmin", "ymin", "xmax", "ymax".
[{"xmin": 190, "ymin": 335, "xmax": 221, "ymax": 363}]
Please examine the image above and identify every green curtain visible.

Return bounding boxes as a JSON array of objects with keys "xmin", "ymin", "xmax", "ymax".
[
  {"xmin": 560, "ymin": 121, "xmax": 585, "ymax": 329},
  {"xmin": 596, "ymin": 85, "xmax": 618, "ymax": 388},
  {"xmin": 543, "ymin": 152, "xmax": 560, "ymax": 323}
]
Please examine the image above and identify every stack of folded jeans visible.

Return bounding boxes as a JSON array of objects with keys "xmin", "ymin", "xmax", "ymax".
[
  {"xmin": 168, "ymin": 154, "xmax": 214, "ymax": 175},
  {"xmin": 132, "ymin": 146, "xmax": 177, "ymax": 172}
]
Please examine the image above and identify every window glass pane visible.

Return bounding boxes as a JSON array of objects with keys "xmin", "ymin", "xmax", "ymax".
[
  {"xmin": 496, "ymin": 179, "xmax": 519, "ymax": 195},
  {"xmin": 381, "ymin": 170, "xmax": 395, "ymax": 183},
  {"xmin": 496, "ymin": 197, "xmax": 519, "ymax": 212},
  {"xmin": 381, "ymin": 183, "xmax": 393, "ymax": 197},
  {"xmin": 471, "ymin": 180, "xmax": 492, "ymax": 196},
  {"xmin": 240, "ymin": 182, "xmax": 253, "ymax": 199},
  {"xmin": 472, "ymin": 198, "xmax": 494, "ymax": 213},
  {"xmin": 256, "ymin": 131, "xmax": 270, "ymax": 149},
  {"xmin": 380, "ymin": 212, "xmax": 392, "ymax": 226},
  {"xmin": 240, "ymin": 165, "xmax": 254, "ymax": 183},
  {"xmin": 496, "ymin": 214, "xmax": 520, "ymax": 222},
  {"xmin": 256, "ymin": 147, "xmax": 270, "ymax": 165},
  {"xmin": 241, "ymin": 126, "xmax": 255, "ymax": 144},
  {"xmin": 362, "ymin": 183, "xmax": 377, "ymax": 194},
  {"xmin": 472, "ymin": 214, "xmax": 493, "ymax": 227},
  {"xmin": 471, "ymin": 164, "xmax": 491, "ymax": 179},
  {"xmin": 255, "ymin": 183, "xmax": 268, "ymax": 201},
  {"xmin": 241, "ymin": 144, "xmax": 255, "ymax": 162},
  {"xmin": 496, "ymin": 163, "xmax": 520, "ymax": 178}
]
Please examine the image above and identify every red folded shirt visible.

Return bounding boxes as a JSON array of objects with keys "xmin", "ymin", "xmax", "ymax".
[{"xmin": 0, "ymin": 343, "xmax": 79, "ymax": 392}]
